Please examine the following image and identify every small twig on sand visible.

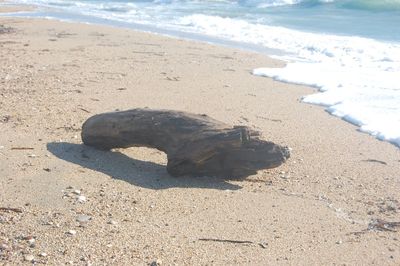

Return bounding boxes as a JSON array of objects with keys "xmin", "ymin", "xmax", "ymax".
[
  {"xmin": 368, "ymin": 219, "xmax": 400, "ymax": 232},
  {"xmin": 349, "ymin": 219, "xmax": 400, "ymax": 236},
  {"xmin": 362, "ymin": 159, "xmax": 387, "ymax": 165},
  {"xmin": 56, "ymin": 126, "xmax": 80, "ymax": 132},
  {"xmin": 199, "ymin": 238, "xmax": 254, "ymax": 244},
  {"xmin": 79, "ymin": 107, "xmax": 91, "ymax": 113},
  {"xmin": 166, "ymin": 76, "xmax": 180, "ymax": 81},
  {"xmin": 245, "ymin": 178, "xmax": 269, "ymax": 183},
  {"xmin": 0, "ymin": 207, "xmax": 23, "ymax": 213},
  {"xmin": 11, "ymin": 147, "xmax": 34, "ymax": 150}
]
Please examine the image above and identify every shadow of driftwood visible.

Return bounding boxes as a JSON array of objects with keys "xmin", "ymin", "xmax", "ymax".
[{"xmin": 47, "ymin": 142, "xmax": 242, "ymax": 190}]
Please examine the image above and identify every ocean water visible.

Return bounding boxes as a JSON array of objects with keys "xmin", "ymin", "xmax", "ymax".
[{"xmin": 2, "ymin": 0, "xmax": 400, "ymax": 146}]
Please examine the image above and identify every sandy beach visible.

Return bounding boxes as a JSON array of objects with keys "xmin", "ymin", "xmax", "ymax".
[{"xmin": 1, "ymin": 10, "xmax": 400, "ymax": 265}]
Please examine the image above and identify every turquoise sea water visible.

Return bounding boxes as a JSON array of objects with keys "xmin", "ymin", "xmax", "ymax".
[
  {"xmin": 6, "ymin": 0, "xmax": 400, "ymax": 42},
  {"xmin": 2, "ymin": 0, "xmax": 400, "ymax": 146}
]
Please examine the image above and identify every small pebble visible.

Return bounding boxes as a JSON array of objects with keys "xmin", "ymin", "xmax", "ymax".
[
  {"xmin": 24, "ymin": 255, "xmax": 35, "ymax": 262},
  {"xmin": 108, "ymin": 220, "xmax": 117, "ymax": 225},
  {"xmin": 28, "ymin": 238, "xmax": 36, "ymax": 247},
  {"xmin": 76, "ymin": 214, "xmax": 91, "ymax": 223},
  {"xmin": 67, "ymin": 230, "xmax": 77, "ymax": 236},
  {"xmin": 336, "ymin": 240, "xmax": 343, "ymax": 244},
  {"xmin": 39, "ymin": 252, "xmax": 47, "ymax": 257},
  {"xmin": 72, "ymin": 190, "xmax": 81, "ymax": 195},
  {"xmin": 77, "ymin": 195, "xmax": 87, "ymax": 203}
]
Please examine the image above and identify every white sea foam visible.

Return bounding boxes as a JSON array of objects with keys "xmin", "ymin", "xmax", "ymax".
[
  {"xmin": 174, "ymin": 14, "xmax": 400, "ymax": 146},
  {"xmin": 249, "ymin": 35, "xmax": 400, "ymax": 146}
]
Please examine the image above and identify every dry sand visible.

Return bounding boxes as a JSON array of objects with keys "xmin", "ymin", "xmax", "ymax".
[{"xmin": 0, "ymin": 13, "xmax": 400, "ymax": 265}]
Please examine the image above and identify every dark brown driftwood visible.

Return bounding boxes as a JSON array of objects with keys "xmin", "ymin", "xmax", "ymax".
[{"xmin": 81, "ymin": 109, "xmax": 289, "ymax": 178}]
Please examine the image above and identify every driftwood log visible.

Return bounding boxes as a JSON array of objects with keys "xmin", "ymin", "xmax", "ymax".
[{"xmin": 81, "ymin": 109, "xmax": 290, "ymax": 178}]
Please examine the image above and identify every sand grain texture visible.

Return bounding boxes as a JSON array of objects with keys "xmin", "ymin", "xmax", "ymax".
[{"xmin": 1, "ymin": 16, "xmax": 400, "ymax": 265}]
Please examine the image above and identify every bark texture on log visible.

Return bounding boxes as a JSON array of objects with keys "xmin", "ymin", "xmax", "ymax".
[{"xmin": 81, "ymin": 109, "xmax": 290, "ymax": 178}]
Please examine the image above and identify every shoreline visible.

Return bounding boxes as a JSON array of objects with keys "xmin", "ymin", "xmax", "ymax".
[
  {"xmin": 0, "ymin": 3, "xmax": 286, "ymax": 57},
  {"xmin": 1, "ymin": 13, "xmax": 400, "ymax": 265},
  {"xmin": 2, "ymin": 2, "xmax": 399, "ymax": 149}
]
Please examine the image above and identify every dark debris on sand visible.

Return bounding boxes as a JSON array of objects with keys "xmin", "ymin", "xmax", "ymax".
[{"xmin": 0, "ymin": 25, "xmax": 14, "ymax": 34}]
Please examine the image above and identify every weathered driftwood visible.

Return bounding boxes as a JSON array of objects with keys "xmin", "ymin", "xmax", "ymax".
[{"xmin": 81, "ymin": 109, "xmax": 290, "ymax": 178}]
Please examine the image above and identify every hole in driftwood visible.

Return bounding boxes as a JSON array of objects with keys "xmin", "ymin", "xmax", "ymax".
[{"xmin": 112, "ymin": 147, "xmax": 168, "ymax": 167}]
